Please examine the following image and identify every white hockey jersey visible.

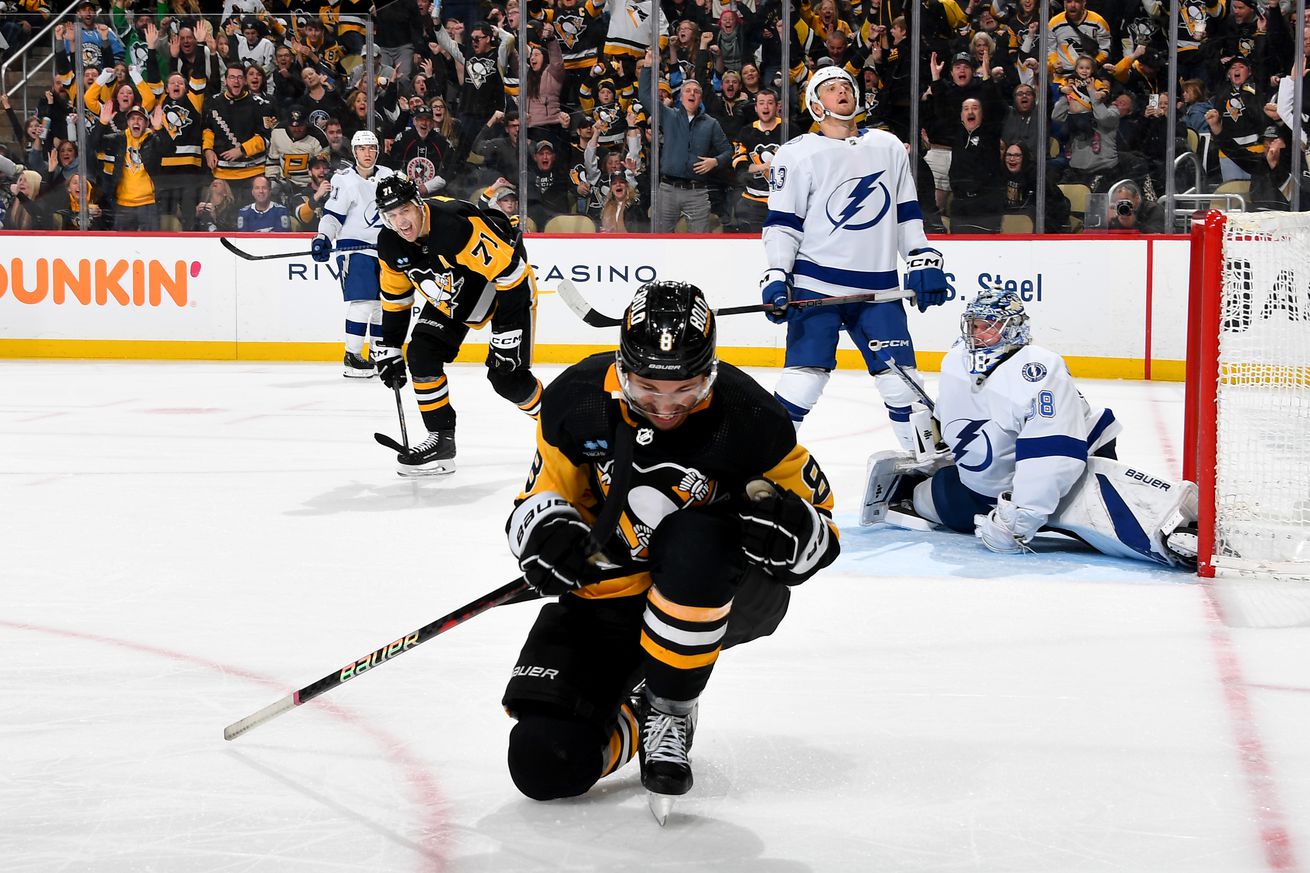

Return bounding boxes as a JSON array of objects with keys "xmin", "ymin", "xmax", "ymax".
[
  {"xmin": 763, "ymin": 129, "xmax": 930, "ymax": 297},
  {"xmin": 936, "ymin": 342, "xmax": 1121, "ymax": 535},
  {"xmin": 317, "ymin": 164, "xmax": 398, "ymax": 256}
]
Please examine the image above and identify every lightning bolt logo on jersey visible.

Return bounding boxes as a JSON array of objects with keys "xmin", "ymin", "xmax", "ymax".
[
  {"xmin": 945, "ymin": 418, "xmax": 995, "ymax": 472},
  {"xmin": 826, "ymin": 171, "xmax": 890, "ymax": 232}
]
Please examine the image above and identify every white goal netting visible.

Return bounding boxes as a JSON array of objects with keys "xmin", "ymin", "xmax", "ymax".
[{"xmin": 1214, "ymin": 211, "xmax": 1310, "ymax": 577}]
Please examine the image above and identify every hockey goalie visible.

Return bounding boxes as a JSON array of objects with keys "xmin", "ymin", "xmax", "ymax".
[{"xmin": 860, "ymin": 288, "xmax": 1199, "ymax": 568}]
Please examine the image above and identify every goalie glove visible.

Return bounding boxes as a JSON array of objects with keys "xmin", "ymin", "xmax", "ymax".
[
  {"xmin": 486, "ymin": 328, "xmax": 526, "ymax": 374},
  {"xmin": 372, "ymin": 344, "xmax": 407, "ymax": 389},
  {"xmin": 759, "ymin": 268, "xmax": 794, "ymax": 324},
  {"xmin": 904, "ymin": 247, "xmax": 948, "ymax": 313},
  {"xmin": 507, "ymin": 492, "xmax": 596, "ymax": 595},
  {"xmin": 974, "ymin": 492, "xmax": 1040, "ymax": 554},
  {"xmin": 739, "ymin": 478, "xmax": 833, "ymax": 583}
]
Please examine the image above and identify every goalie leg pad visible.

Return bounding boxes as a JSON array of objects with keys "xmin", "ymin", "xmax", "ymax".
[
  {"xmin": 861, "ymin": 450, "xmax": 950, "ymax": 525},
  {"xmin": 1048, "ymin": 458, "xmax": 1200, "ymax": 567}
]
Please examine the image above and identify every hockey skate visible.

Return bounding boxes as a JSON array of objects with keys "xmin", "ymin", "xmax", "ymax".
[
  {"xmin": 638, "ymin": 690, "xmax": 697, "ymax": 826},
  {"xmin": 1164, "ymin": 524, "xmax": 1199, "ymax": 570},
  {"xmin": 396, "ymin": 430, "xmax": 456, "ymax": 476},
  {"xmin": 343, "ymin": 351, "xmax": 375, "ymax": 379}
]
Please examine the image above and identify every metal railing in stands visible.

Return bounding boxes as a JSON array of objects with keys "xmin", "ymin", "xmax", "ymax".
[{"xmin": 2, "ymin": 0, "xmax": 84, "ymax": 115}]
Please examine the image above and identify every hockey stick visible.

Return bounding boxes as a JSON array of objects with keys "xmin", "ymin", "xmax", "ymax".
[
  {"xmin": 374, "ymin": 386, "xmax": 410, "ymax": 454},
  {"xmin": 555, "ymin": 278, "xmax": 914, "ymax": 328},
  {"xmin": 223, "ymin": 576, "xmax": 533, "ymax": 741},
  {"xmin": 218, "ymin": 238, "xmax": 374, "ymax": 261},
  {"xmin": 880, "ymin": 354, "xmax": 936, "ymax": 412}
]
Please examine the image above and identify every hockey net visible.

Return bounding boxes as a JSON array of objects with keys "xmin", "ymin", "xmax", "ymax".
[{"xmin": 1185, "ymin": 210, "xmax": 1310, "ymax": 581}]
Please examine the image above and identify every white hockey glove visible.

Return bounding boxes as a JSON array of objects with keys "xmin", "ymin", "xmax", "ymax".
[
  {"xmin": 975, "ymin": 493, "xmax": 1039, "ymax": 554},
  {"xmin": 372, "ymin": 344, "xmax": 406, "ymax": 389}
]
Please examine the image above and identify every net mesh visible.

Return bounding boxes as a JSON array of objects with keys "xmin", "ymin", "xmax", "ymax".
[{"xmin": 1214, "ymin": 211, "xmax": 1310, "ymax": 576}]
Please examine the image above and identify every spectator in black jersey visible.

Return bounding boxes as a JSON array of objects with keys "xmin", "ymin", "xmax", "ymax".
[
  {"xmin": 525, "ymin": 139, "xmax": 572, "ymax": 226},
  {"xmin": 299, "ymin": 64, "xmax": 346, "ymax": 131},
  {"xmin": 392, "ymin": 104, "xmax": 453, "ymax": 195},
  {"xmin": 435, "ymin": 19, "xmax": 507, "ymax": 166}
]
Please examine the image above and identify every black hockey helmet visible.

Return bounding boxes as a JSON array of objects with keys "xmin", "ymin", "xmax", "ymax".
[
  {"xmin": 617, "ymin": 280, "xmax": 716, "ymax": 381},
  {"xmin": 376, "ymin": 174, "xmax": 421, "ymax": 215}
]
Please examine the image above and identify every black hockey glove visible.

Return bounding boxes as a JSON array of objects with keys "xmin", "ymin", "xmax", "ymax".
[
  {"xmin": 738, "ymin": 479, "xmax": 831, "ymax": 584},
  {"xmin": 508, "ymin": 492, "xmax": 597, "ymax": 595},
  {"xmin": 486, "ymin": 328, "xmax": 526, "ymax": 374},
  {"xmin": 373, "ymin": 345, "xmax": 407, "ymax": 389}
]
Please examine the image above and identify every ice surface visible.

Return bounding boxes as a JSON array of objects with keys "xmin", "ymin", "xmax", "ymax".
[{"xmin": 3, "ymin": 361, "xmax": 1308, "ymax": 872}]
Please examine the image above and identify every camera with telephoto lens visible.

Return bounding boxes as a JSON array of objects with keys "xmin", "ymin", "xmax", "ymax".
[{"xmin": 1115, "ymin": 199, "xmax": 1136, "ymax": 217}]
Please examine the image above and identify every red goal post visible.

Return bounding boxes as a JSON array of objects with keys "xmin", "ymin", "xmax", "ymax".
[{"xmin": 1185, "ymin": 210, "xmax": 1310, "ymax": 580}]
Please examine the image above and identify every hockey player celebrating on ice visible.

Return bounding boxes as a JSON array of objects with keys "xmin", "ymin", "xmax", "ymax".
[
  {"xmin": 312, "ymin": 129, "xmax": 398, "ymax": 378},
  {"xmin": 862, "ymin": 288, "xmax": 1200, "ymax": 567},
  {"xmin": 372, "ymin": 175, "xmax": 545, "ymax": 476},
  {"xmin": 760, "ymin": 65, "xmax": 950, "ymax": 459},
  {"xmin": 502, "ymin": 280, "xmax": 840, "ymax": 824}
]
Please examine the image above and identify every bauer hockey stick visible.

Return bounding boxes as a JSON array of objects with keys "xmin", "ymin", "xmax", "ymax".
[
  {"xmin": 223, "ymin": 576, "xmax": 533, "ymax": 741},
  {"xmin": 556, "ymin": 278, "xmax": 914, "ymax": 328},
  {"xmin": 374, "ymin": 386, "xmax": 411, "ymax": 454},
  {"xmin": 218, "ymin": 238, "xmax": 374, "ymax": 261}
]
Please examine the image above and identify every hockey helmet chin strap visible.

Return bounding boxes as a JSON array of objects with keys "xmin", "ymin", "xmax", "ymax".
[{"xmin": 807, "ymin": 67, "xmax": 859, "ymax": 123}]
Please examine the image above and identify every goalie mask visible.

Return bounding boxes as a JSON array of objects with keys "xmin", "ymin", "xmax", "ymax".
[
  {"xmin": 616, "ymin": 281, "xmax": 718, "ymax": 423},
  {"xmin": 961, "ymin": 289, "xmax": 1030, "ymax": 376}
]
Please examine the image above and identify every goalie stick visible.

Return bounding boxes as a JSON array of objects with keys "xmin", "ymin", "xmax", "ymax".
[
  {"xmin": 219, "ymin": 237, "xmax": 374, "ymax": 261},
  {"xmin": 223, "ymin": 576, "xmax": 534, "ymax": 741},
  {"xmin": 555, "ymin": 278, "xmax": 914, "ymax": 328}
]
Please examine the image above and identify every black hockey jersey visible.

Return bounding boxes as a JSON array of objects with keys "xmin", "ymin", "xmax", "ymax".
[
  {"xmin": 376, "ymin": 197, "xmax": 532, "ymax": 347},
  {"xmin": 513, "ymin": 353, "xmax": 840, "ymax": 600}
]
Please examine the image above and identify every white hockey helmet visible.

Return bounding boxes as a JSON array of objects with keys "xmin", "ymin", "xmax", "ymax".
[
  {"xmin": 961, "ymin": 288, "xmax": 1030, "ymax": 376},
  {"xmin": 805, "ymin": 65, "xmax": 859, "ymax": 123},
  {"xmin": 351, "ymin": 129, "xmax": 380, "ymax": 152}
]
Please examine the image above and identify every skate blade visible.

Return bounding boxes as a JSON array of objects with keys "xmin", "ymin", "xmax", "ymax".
[
  {"xmin": 647, "ymin": 792, "xmax": 675, "ymax": 826},
  {"xmin": 396, "ymin": 462, "xmax": 456, "ymax": 477},
  {"xmin": 343, "ymin": 370, "xmax": 376, "ymax": 379}
]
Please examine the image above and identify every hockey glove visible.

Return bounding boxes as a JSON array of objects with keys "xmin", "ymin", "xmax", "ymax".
[
  {"xmin": 507, "ymin": 492, "xmax": 596, "ymax": 595},
  {"xmin": 738, "ymin": 478, "xmax": 832, "ymax": 584},
  {"xmin": 310, "ymin": 234, "xmax": 333, "ymax": 263},
  {"xmin": 975, "ymin": 493, "xmax": 1037, "ymax": 554},
  {"xmin": 486, "ymin": 328, "xmax": 526, "ymax": 374},
  {"xmin": 904, "ymin": 248, "xmax": 948, "ymax": 312},
  {"xmin": 759, "ymin": 268, "xmax": 794, "ymax": 324},
  {"xmin": 372, "ymin": 344, "xmax": 407, "ymax": 389}
]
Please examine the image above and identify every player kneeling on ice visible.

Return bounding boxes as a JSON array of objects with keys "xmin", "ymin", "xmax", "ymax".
[
  {"xmin": 502, "ymin": 281, "xmax": 840, "ymax": 823},
  {"xmin": 861, "ymin": 288, "xmax": 1199, "ymax": 567},
  {"xmin": 372, "ymin": 175, "xmax": 545, "ymax": 476}
]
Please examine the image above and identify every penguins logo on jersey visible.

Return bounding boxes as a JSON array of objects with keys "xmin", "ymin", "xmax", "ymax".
[
  {"xmin": 556, "ymin": 12, "xmax": 585, "ymax": 49},
  {"xmin": 408, "ymin": 267, "xmax": 464, "ymax": 312},
  {"xmin": 406, "ymin": 156, "xmax": 437, "ymax": 185},
  {"xmin": 309, "ymin": 108, "xmax": 332, "ymax": 130},
  {"xmin": 467, "ymin": 55, "xmax": 497, "ymax": 88},
  {"xmin": 825, "ymin": 171, "xmax": 892, "ymax": 232},
  {"xmin": 163, "ymin": 104, "xmax": 193, "ymax": 134},
  {"xmin": 946, "ymin": 418, "xmax": 995, "ymax": 473},
  {"xmin": 606, "ymin": 460, "xmax": 719, "ymax": 559}
]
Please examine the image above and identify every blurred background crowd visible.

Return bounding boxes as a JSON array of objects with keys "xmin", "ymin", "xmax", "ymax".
[{"xmin": 0, "ymin": 0, "xmax": 1307, "ymax": 235}]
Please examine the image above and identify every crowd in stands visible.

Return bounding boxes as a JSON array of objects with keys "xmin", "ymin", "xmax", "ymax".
[{"xmin": 0, "ymin": 0, "xmax": 1308, "ymax": 234}]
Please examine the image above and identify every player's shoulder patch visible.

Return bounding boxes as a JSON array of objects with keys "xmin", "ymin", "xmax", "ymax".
[{"xmin": 1021, "ymin": 361, "xmax": 1048, "ymax": 383}]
